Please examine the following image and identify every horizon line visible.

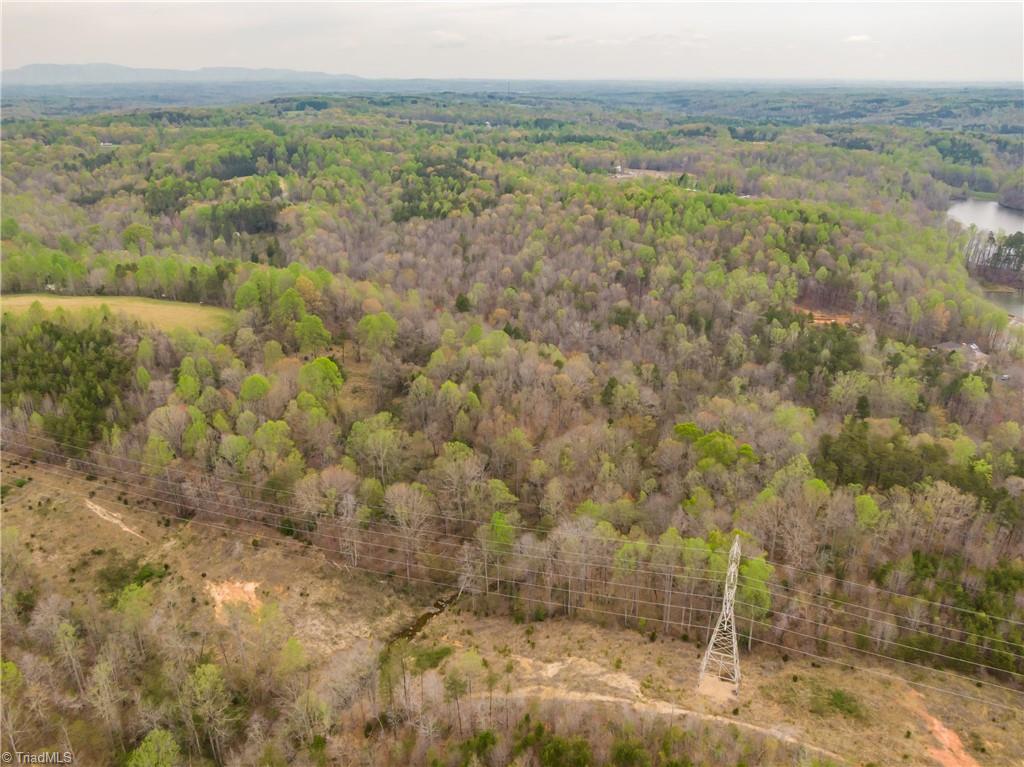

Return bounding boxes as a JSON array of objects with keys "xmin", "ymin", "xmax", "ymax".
[{"xmin": 4, "ymin": 62, "xmax": 1022, "ymax": 87}]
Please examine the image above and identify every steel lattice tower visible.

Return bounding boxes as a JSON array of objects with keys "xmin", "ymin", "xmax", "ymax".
[{"xmin": 698, "ymin": 535, "xmax": 742, "ymax": 693}]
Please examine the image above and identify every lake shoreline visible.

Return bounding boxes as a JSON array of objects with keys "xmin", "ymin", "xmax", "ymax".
[
  {"xmin": 948, "ymin": 198, "xmax": 1024, "ymax": 235},
  {"xmin": 950, "ymin": 192, "xmax": 1024, "ymax": 213}
]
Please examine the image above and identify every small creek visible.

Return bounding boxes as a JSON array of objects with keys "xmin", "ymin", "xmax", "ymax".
[{"xmin": 381, "ymin": 592, "xmax": 459, "ymax": 662}]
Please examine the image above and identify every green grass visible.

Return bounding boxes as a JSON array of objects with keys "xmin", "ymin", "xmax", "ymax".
[
  {"xmin": 95, "ymin": 553, "xmax": 167, "ymax": 597},
  {"xmin": 412, "ymin": 644, "xmax": 454, "ymax": 672},
  {"xmin": 810, "ymin": 687, "xmax": 865, "ymax": 719},
  {"xmin": 2, "ymin": 294, "xmax": 234, "ymax": 333}
]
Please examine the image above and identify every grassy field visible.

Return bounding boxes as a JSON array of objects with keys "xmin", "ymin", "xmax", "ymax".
[{"xmin": 1, "ymin": 293, "xmax": 234, "ymax": 332}]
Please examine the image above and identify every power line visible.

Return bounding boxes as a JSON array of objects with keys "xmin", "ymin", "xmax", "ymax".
[
  {"xmin": 6, "ymin": 423, "xmax": 1015, "ymax": 626},
  {"xmin": 7, "ymin": 434, "xmax": 1023, "ymax": 658},
  {"xmin": 9, "ymin": 470, "xmax": 1022, "ymax": 714},
  {"xmin": 19, "ymin": 456, "xmax": 1024, "ymax": 684},
  {"xmin": 7, "ymin": 437, "xmax": 1024, "ymax": 669},
  {"xmin": 11, "ymin": 464, "xmax": 1024, "ymax": 697}
]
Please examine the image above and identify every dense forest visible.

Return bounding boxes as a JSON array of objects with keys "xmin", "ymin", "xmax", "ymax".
[{"xmin": 2, "ymin": 90, "xmax": 1023, "ymax": 765}]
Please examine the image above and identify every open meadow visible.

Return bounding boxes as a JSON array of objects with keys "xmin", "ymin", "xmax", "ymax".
[{"xmin": 2, "ymin": 294, "xmax": 234, "ymax": 333}]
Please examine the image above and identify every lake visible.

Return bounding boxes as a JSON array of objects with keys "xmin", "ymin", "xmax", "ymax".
[
  {"xmin": 947, "ymin": 199, "xmax": 1024, "ymax": 235},
  {"xmin": 984, "ymin": 290, "xmax": 1024, "ymax": 319},
  {"xmin": 946, "ymin": 201, "xmax": 1024, "ymax": 317}
]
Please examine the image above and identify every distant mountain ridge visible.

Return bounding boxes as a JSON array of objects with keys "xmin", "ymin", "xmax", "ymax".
[{"xmin": 3, "ymin": 63, "xmax": 361, "ymax": 85}]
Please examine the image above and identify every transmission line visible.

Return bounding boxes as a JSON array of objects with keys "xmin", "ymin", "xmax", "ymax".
[
  {"xmin": 6, "ymin": 435, "xmax": 1024, "ymax": 667},
  {"xmin": 9, "ymin": 469, "xmax": 1022, "ymax": 713},
  {"xmin": 6, "ymin": 428, "xmax": 1020, "ymax": 628},
  {"xmin": 6, "ymin": 433, "xmax": 1023, "ymax": 657},
  {"xmin": 11, "ymin": 464, "xmax": 1024, "ymax": 698}
]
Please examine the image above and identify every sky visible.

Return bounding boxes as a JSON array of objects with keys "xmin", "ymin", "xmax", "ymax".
[{"xmin": 3, "ymin": 1, "xmax": 1023, "ymax": 82}]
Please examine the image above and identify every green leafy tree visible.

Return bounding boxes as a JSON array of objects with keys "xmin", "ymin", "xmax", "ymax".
[
  {"xmin": 346, "ymin": 412, "xmax": 407, "ymax": 484},
  {"xmin": 142, "ymin": 434, "xmax": 175, "ymax": 475},
  {"xmin": 127, "ymin": 729, "xmax": 182, "ymax": 767},
  {"xmin": 277, "ymin": 636, "xmax": 309, "ymax": 675},
  {"xmin": 613, "ymin": 540, "xmax": 649, "ymax": 624},
  {"xmin": 956, "ymin": 374, "xmax": 990, "ymax": 423},
  {"xmin": 539, "ymin": 735, "xmax": 593, "ymax": 767},
  {"xmin": 122, "ymin": 223, "xmax": 154, "ymax": 253},
  {"xmin": 182, "ymin": 407, "xmax": 208, "ymax": 457},
  {"xmin": 737, "ymin": 556, "xmax": 774, "ymax": 650},
  {"xmin": 270, "ymin": 287, "xmax": 306, "ymax": 331},
  {"xmin": 175, "ymin": 373, "xmax": 200, "ymax": 403},
  {"xmin": 610, "ymin": 736, "xmax": 651, "ymax": 767},
  {"xmin": 478, "ymin": 509, "xmax": 517, "ymax": 594},
  {"xmin": 356, "ymin": 311, "xmax": 398, "ymax": 356},
  {"xmin": 293, "ymin": 314, "xmax": 331, "ymax": 354},
  {"xmin": 680, "ymin": 536, "xmax": 711, "ymax": 634},
  {"xmin": 117, "ymin": 583, "xmax": 154, "ymax": 652},
  {"xmin": 240, "ymin": 373, "xmax": 271, "ymax": 403},
  {"xmin": 298, "ymin": 357, "xmax": 343, "ymax": 402},
  {"xmin": 253, "ymin": 420, "xmax": 295, "ymax": 464},
  {"xmin": 219, "ymin": 434, "xmax": 252, "ymax": 472},
  {"xmin": 855, "ymin": 494, "xmax": 883, "ymax": 530},
  {"xmin": 263, "ymin": 340, "xmax": 284, "ymax": 368},
  {"xmin": 187, "ymin": 663, "xmax": 233, "ymax": 763}
]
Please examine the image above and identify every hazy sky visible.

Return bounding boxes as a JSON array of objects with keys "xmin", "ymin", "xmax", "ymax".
[{"xmin": 3, "ymin": 1, "xmax": 1022, "ymax": 82}]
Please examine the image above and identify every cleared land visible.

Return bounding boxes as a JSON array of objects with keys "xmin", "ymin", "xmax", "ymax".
[
  {"xmin": 1, "ymin": 294, "xmax": 234, "ymax": 332},
  {"xmin": 3, "ymin": 458, "xmax": 1019, "ymax": 766},
  {"xmin": 794, "ymin": 302, "xmax": 856, "ymax": 326},
  {"xmin": 0, "ymin": 458, "xmax": 415, "ymax": 660},
  {"xmin": 409, "ymin": 610, "xmax": 1021, "ymax": 767}
]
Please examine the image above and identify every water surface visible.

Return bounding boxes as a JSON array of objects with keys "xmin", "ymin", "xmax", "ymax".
[
  {"xmin": 947, "ymin": 200, "xmax": 1024, "ymax": 234},
  {"xmin": 984, "ymin": 290, "xmax": 1024, "ymax": 318}
]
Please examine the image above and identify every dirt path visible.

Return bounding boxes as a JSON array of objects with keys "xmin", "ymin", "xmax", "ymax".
[
  {"xmin": 507, "ymin": 654, "xmax": 847, "ymax": 763},
  {"xmin": 85, "ymin": 499, "xmax": 147, "ymax": 541},
  {"xmin": 907, "ymin": 691, "xmax": 981, "ymax": 767}
]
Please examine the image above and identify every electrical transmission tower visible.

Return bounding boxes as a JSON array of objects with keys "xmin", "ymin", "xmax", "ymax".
[{"xmin": 698, "ymin": 534, "xmax": 742, "ymax": 693}]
